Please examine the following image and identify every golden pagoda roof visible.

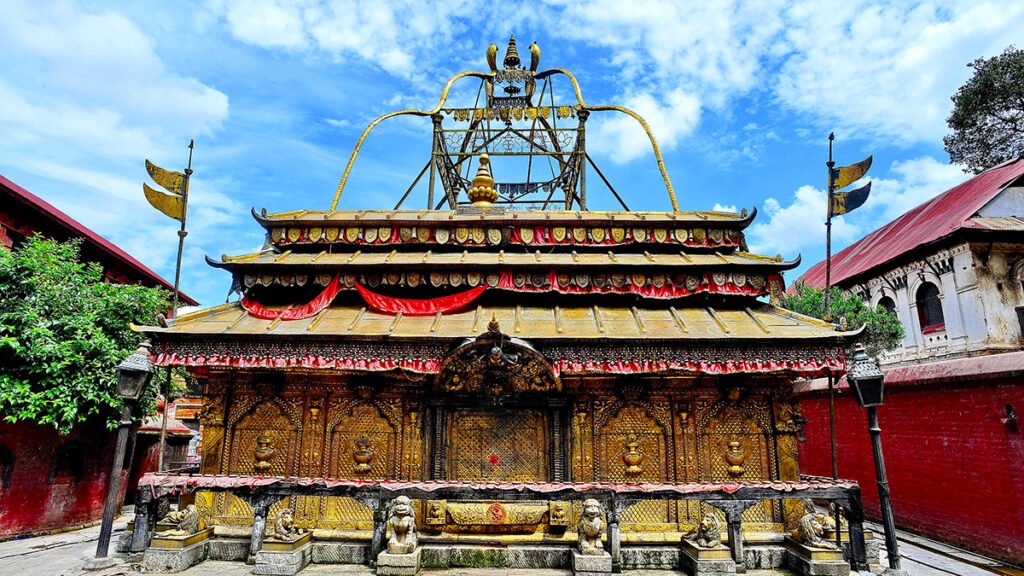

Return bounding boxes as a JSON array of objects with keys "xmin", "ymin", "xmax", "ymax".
[{"xmin": 140, "ymin": 300, "xmax": 841, "ymax": 342}]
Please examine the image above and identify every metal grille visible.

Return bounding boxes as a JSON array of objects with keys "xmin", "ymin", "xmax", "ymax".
[{"xmin": 448, "ymin": 409, "xmax": 548, "ymax": 481}]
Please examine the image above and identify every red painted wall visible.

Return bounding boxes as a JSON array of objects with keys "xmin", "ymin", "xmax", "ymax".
[
  {"xmin": 798, "ymin": 378, "xmax": 1024, "ymax": 565},
  {"xmin": 0, "ymin": 418, "xmax": 130, "ymax": 539}
]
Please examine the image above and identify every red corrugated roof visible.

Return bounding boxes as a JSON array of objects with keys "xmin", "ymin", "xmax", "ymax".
[
  {"xmin": 0, "ymin": 173, "xmax": 199, "ymax": 305},
  {"xmin": 800, "ymin": 157, "xmax": 1024, "ymax": 288}
]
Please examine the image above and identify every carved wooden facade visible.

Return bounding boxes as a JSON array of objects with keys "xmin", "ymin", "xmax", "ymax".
[{"xmin": 188, "ymin": 370, "xmax": 807, "ymax": 541}]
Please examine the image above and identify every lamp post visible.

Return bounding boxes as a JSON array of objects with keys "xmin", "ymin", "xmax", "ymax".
[
  {"xmin": 85, "ymin": 342, "xmax": 154, "ymax": 570},
  {"xmin": 846, "ymin": 344, "xmax": 907, "ymax": 576}
]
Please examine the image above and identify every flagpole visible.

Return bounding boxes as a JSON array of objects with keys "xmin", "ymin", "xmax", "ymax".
[
  {"xmin": 157, "ymin": 139, "xmax": 193, "ymax": 472},
  {"xmin": 825, "ymin": 133, "xmax": 839, "ymax": 484}
]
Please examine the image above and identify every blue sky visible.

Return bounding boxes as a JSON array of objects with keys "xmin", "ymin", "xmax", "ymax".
[{"xmin": 1, "ymin": 0, "xmax": 1020, "ymax": 307}]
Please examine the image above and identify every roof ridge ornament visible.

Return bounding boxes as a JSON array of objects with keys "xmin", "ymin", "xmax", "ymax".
[{"xmin": 468, "ymin": 154, "xmax": 497, "ymax": 206}]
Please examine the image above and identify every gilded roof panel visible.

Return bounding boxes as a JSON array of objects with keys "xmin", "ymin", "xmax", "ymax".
[{"xmin": 141, "ymin": 301, "xmax": 844, "ymax": 341}]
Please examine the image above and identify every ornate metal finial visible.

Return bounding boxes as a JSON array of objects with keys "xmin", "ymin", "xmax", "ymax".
[
  {"xmin": 486, "ymin": 43, "xmax": 499, "ymax": 72},
  {"xmin": 487, "ymin": 314, "xmax": 501, "ymax": 334},
  {"xmin": 528, "ymin": 41, "xmax": 541, "ymax": 72},
  {"xmin": 503, "ymin": 34, "xmax": 521, "ymax": 69},
  {"xmin": 468, "ymin": 154, "xmax": 498, "ymax": 205}
]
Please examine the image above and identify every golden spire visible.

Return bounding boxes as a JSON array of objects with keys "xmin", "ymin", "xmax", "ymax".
[
  {"xmin": 503, "ymin": 34, "xmax": 521, "ymax": 69},
  {"xmin": 468, "ymin": 154, "xmax": 498, "ymax": 206}
]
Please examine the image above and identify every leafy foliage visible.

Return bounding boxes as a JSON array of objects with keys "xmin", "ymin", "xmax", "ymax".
[
  {"xmin": 944, "ymin": 46, "xmax": 1024, "ymax": 174},
  {"xmin": 780, "ymin": 282, "xmax": 904, "ymax": 358},
  {"xmin": 0, "ymin": 236, "xmax": 169, "ymax": 433}
]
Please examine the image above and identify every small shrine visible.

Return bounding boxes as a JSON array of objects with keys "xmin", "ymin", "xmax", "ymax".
[{"xmin": 133, "ymin": 36, "xmax": 871, "ymax": 575}]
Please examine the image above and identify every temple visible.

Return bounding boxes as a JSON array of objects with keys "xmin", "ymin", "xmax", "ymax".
[{"xmin": 132, "ymin": 37, "xmax": 870, "ymax": 575}]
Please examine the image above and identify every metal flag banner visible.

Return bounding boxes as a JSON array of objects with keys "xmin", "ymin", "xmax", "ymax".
[
  {"xmin": 830, "ymin": 181, "xmax": 872, "ymax": 216},
  {"xmin": 831, "ymin": 155, "xmax": 873, "ymax": 190},
  {"xmin": 144, "ymin": 159, "xmax": 186, "ymax": 221}
]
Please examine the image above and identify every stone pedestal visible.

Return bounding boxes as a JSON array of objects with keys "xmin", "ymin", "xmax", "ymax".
[
  {"xmin": 571, "ymin": 550, "xmax": 612, "ymax": 576},
  {"xmin": 376, "ymin": 547, "xmax": 421, "ymax": 576},
  {"xmin": 680, "ymin": 538, "xmax": 737, "ymax": 576},
  {"xmin": 141, "ymin": 528, "xmax": 213, "ymax": 572},
  {"xmin": 255, "ymin": 532, "xmax": 312, "ymax": 575},
  {"xmin": 784, "ymin": 537, "xmax": 850, "ymax": 576}
]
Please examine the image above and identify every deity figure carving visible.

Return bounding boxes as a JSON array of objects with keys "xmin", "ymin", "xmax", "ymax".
[
  {"xmin": 269, "ymin": 508, "xmax": 304, "ymax": 541},
  {"xmin": 386, "ymin": 496, "xmax": 418, "ymax": 554},
  {"xmin": 353, "ymin": 435, "xmax": 374, "ymax": 474},
  {"xmin": 161, "ymin": 504, "xmax": 200, "ymax": 537},
  {"xmin": 425, "ymin": 501, "xmax": 446, "ymax": 525},
  {"xmin": 688, "ymin": 512, "xmax": 722, "ymax": 548},
  {"xmin": 792, "ymin": 509, "xmax": 837, "ymax": 549},
  {"xmin": 576, "ymin": 498, "xmax": 606, "ymax": 555},
  {"xmin": 549, "ymin": 501, "xmax": 569, "ymax": 526},
  {"xmin": 253, "ymin": 431, "xmax": 276, "ymax": 474},
  {"xmin": 621, "ymin": 433, "xmax": 645, "ymax": 476}
]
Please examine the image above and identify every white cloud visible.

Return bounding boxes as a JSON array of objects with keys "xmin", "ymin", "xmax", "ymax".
[
  {"xmin": 713, "ymin": 204, "xmax": 738, "ymax": 213},
  {"xmin": 590, "ymin": 89, "xmax": 701, "ymax": 163},
  {"xmin": 775, "ymin": 1, "xmax": 1023, "ymax": 144},
  {"xmin": 747, "ymin": 185, "xmax": 861, "ymax": 258}
]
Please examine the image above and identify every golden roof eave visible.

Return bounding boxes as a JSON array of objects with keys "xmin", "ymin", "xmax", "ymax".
[
  {"xmin": 251, "ymin": 207, "xmax": 757, "ymax": 228},
  {"xmin": 206, "ymin": 250, "xmax": 799, "ymax": 270},
  {"xmin": 135, "ymin": 300, "xmax": 852, "ymax": 342}
]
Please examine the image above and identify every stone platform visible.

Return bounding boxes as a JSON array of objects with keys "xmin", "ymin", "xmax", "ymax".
[
  {"xmin": 783, "ymin": 537, "xmax": 850, "ymax": 576},
  {"xmin": 376, "ymin": 547, "xmax": 421, "ymax": 576},
  {"xmin": 680, "ymin": 538, "xmax": 736, "ymax": 576},
  {"xmin": 571, "ymin": 550, "xmax": 612, "ymax": 576},
  {"xmin": 142, "ymin": 528, "xmax": 213, "ymax": 572},
  {"xmin": 255, "ymin": 532, "xmax": 312, "ymax": 575}
]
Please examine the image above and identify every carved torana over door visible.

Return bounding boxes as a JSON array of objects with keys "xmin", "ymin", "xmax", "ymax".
[{"xmin": 447, "ymin": 408, "xmax": 549, "ymax": 481}]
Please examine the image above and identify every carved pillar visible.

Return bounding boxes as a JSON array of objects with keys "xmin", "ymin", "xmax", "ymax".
[
  {"xmin": 247, "ymin": 496, "xmax": 277, "ymax": 564},
  {"xmin": 841, "ymin": 489, "xmax": 869, "ymax": 571},
  {"xmin": 129, "ymin": 488, "xmax": 155, "ymax": 553},
  {"xmin": 608, "ymin": 497, "xmax": 625, "ymax": 570},
  {"xmin": 357, "ymin": 492, "xmax": 384, "ymax": 565},
  {"xmin": 712, "ymin": 500, "xmax": 757, "ymax": 572}
]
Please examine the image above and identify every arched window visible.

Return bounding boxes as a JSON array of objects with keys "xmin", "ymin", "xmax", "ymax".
[
  {"xmin": 877, "ymin": 296, "xmax": 896, "ymax": 316},
  {"xmin": 916, "ymin": 282, "xmax": 945, "ymax": 332}
]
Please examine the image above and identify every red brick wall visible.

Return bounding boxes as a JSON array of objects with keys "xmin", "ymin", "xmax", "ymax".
[
  {"xmin": 798, "ymin": 378, "xmax": 1024, "ymax": 565},
  {"xmin": 0, "ymin": 418, "xmax": 130, "ymax": 539}
]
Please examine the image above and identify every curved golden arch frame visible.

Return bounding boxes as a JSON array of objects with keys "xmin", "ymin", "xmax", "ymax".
[{"xmin": 329, "ymin": 68, "xmax": 679, "ymax": 212}]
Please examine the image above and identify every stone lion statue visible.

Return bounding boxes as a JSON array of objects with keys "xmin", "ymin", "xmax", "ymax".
[
  {"xmin": 577, "ymin": 498, "xmax": 606, "ymax": 555},
  {"xmin": 386, "ymin": 496, "xmax": 418, "ymax": 554},
  {"xmin": 690, "ymin": 512, "xmax": 722, "ymax": 548},
  {"xmin": 269, "ymin": 508, "xmax": 303, "ymax": 541},
  {"xmin": 793, "ymin": 510, "xmax": 836, "ymax": 549},
  {"xmin": 162, "ymin": 504, "xmax": 199, "ymax": 537}
]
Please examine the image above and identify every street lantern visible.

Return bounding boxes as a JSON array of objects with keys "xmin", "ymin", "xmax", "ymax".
[
  {"xmin": 116, "ymin": 342, "xmax": 154, "ymax": 399},
  {"xmin": 86, "ymin": 342, "xmax": 154, "ymax": 570},
  {"xmin": 845, "ymin": 343, "xmax": 907, "ymax": 576}
]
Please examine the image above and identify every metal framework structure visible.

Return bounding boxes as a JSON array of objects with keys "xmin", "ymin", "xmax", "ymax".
[{"xmin": 330, "ymin": 35, "xmax": 679, "ymax": 212}]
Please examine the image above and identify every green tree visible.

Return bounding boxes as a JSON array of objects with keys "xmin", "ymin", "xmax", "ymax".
[
  {"xmin": 944, "ymin": 46, "xmax": 1024, "ymax": 174},
  {"xmin": 0, "ymin": 236, "xmax": 169, "ymax": 433},
  {"xmin": 780, "ymin": 281, "xmax": 904, "ymax": 358}
]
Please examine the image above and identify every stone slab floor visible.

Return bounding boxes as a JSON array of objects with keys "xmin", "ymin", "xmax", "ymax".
[{"xmin": 0, "ymin": 513, "xmax": 1015, "ymax": 576}]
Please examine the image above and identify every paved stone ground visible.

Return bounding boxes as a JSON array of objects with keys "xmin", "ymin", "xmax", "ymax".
[{"xmin": 0, "ymin": 513, "xmax": 1015, "ymax": 576}]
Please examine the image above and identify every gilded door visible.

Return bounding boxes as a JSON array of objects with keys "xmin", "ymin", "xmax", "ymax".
[
  {"xmin": 597, "ymin": 404, "xmax": 671, "ymax": 531},
  {"xmin": 447, "ymin": 408, "xmax": 548, "ymax": 481}
]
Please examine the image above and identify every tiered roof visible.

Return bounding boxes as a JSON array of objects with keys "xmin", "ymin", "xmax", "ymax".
[{"xmin": 138, "ymin": 37, "xmax": 853, "ymax": 378}]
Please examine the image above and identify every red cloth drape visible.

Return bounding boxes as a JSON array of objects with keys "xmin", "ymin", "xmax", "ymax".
[
  {"xmin": 354, "ymin": 283, "xmax": 486, "ymax": 315},
  {"xmin": 241, "ymin": 274, "xmax": 342, "ymax": 320}
]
